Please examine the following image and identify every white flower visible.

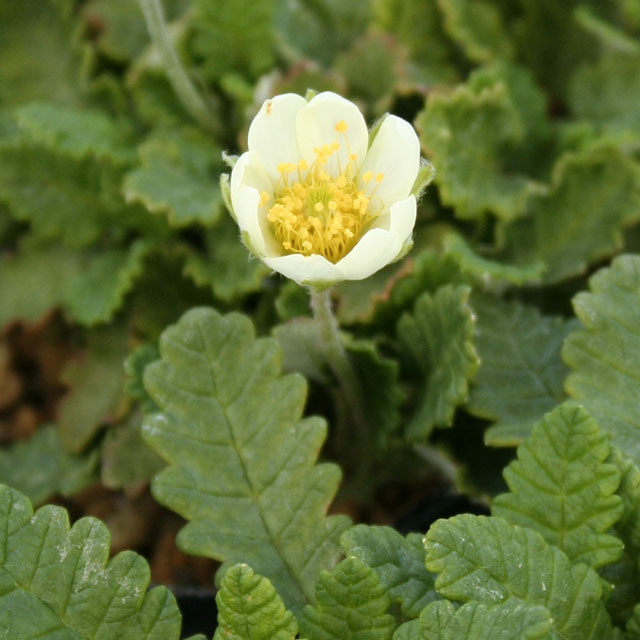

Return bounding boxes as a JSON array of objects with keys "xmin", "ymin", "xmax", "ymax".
[{"xmin": 227, "ymin": 91, "xmax": 422, "ymax": 286}]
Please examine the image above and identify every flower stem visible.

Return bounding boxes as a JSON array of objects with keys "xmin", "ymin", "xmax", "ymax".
[
  {"xmin": 310, "ymin": 289, "xmax": 373, "ymax": 494},
  {"xmin": 138, "ymin": 0, "xmax": 220, "ymax": 136}
]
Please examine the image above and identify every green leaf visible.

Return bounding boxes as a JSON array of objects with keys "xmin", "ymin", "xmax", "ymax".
[
  {"xmin": 142, "ymin": 308, "xmax": 351, "ymax": 614},
  {"xmin": 299, "ymin": 557, "xmax": 395, "ymax": 640},
  {"xmin": 418, "ymin": 599, "xmax": 553, "ymax": 640},
  {"xmin": 182, "ymin": 216, "xmax": 269, "ymax": 302},
  {"xmin": 124, "ymin": 343, "xmax": 161, "ymax": 413},
  {"xmin": 398, "ymin": 285, "xmax": 479, "ymax": 441},
  {"xmin": 101, "ymin": 410, "xmax": 165, "ymax": 490},
  {"xmin": 371, "ymin": 250, "xmax": 468, "ymax": 329},
  {"xmin": 0, "ymin": 245, "xmax": 84, "ymax": 326},
  {"xmin": 0, "ymin": 0, "xmax": 90, "ymax": 107},
  {"xmin": 425, "ymin": 514, "xmax": 614, "ymax": 639},
  {"xmin": 492, "ymin": 403, "xmax": 624, "ymax": 569},
  {"xmin": 348, "ymin": 341, "xmax": 405, "ymax": 443},
  {"xmin": 0, "ymin": 483, "xmax": 182, "ymax": 638},
  {"xmin": 341, "ymin": 525, "xmax": 439, "ymax": 619},
  {"xmin": 416, "ymin": 82, "xmax": 540, "ymax": 221},
  {"xmin": 214, "ymin": 564, "xmax": 299, "ymax": 640},
  {"xmin": 192, "ymin": 0, "xmax": 275, "ymax": 81},
  {"xmin": 444, "ymin": 233, "xmax": 545, "ymax": 285},
  {"xmin": 393, "ymin": 620, "xmax": 420, "ymax": 640},
  {"xmin": 275, "ymin": 0, "xmax": 371, "ymax": 67},
  {"xmin": 504, "ymin": 147, "xmax": 640, "ymax": 283},
  {"xmin": 16, "ymin": 102, "xmax": 134, "ymax": 164},
  {"xmin": 372, "ymin": 0, "xmax": 460, "ymax": 84},
  {"xmin": 65, "ymin": 241, "xmax": 152, "ymax": 327},
  {"xmin": 466, "ymin": 296, "xmax": 573, "ymax": 446},
  {"xmin": 437, "ymin": 0, "xmax": 513, "ymax": 63},
  {"xmin": 123, "ymin": 126, "xmax": 224, "ymax": 227},
  {"xmin": 83, "ymin": 0, "xmax": 190, "ymax": 62},
  {"xmin": 274, "ymin": 318, "xmax": 329, "ymax": 384},
  {"xmin": 0, "ymin": 425, "xmax": 98, "ymax": 506},
  {"xmin": 335, "ymin": 31, "xmax": 406, "ymax": 114},
  {"xmin": 570, "ymin": 49, "xmax": 640, "ymax": 137},
  {"xmin": 563, "ymin": 255, "xmax": 640, "ymax": 466},
  {"xmin": 600, "ymin": 450, "xmax": 640, "ymax": 626},
  {"xmin": 58, "ymin": 326, "xmax": 129, "ymax": 453},
  {"xmin": 0, "ymin": 143, "xmax": 130, "ymax": 248}
]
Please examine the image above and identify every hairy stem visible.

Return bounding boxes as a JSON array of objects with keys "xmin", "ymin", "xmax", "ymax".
[
  {"xmin": 310, "ymin": 289, "xmax": 373, "ymax": 495},
  {"xmin": 138, "ymin": 0, "xmax": 220, "ymax": 136}
]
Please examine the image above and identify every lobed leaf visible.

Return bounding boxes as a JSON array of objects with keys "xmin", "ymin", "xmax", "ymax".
[
  {"xmin": 299, "ymin": 557, "xmax": 395, "ymax": 640},
  {"xmin": 563, "ymin": 255, "xmax": 640, "ymax": 466},
  {"xmin": 416, "ymin": 82, "xmax": 539, "ymax": 221},
  {"xmin": 418, "ymin": 599, "xmax": 553, "ymax": 640},
  {"xmin": 425, "ymin": 514, "xmax": 614, "ymax": 639},
  {"xmin": 142, "ymin": 308, "xmax": 351, "ymax": 614},
  {"xmin": 492, "ymin": 403, "xmax": 624, "ymax": 569},
  {"xmin": 123, "ymin": 126, "xmax": 224, "ymax": 227},
  {"xmin": 467, "ymin": 295, "xmax": 573, "ymax": 446},
  {"xmin": 397, "ymin": 285, "xmax": 479, "ymax": 441},
  {"xmin": 503, "ymin": 147, "xmax": 640, "ymax": 283},
  {"xmin": 214, "ymin": 563, "xmax": 299, "ymax": 640},
  {"xmin": 342, "ymin": 525, "xmax": 438, "ymax": 619},
  {"xmin": 0, "ymin": 483, "xmax": 182, "ymax": 638}
]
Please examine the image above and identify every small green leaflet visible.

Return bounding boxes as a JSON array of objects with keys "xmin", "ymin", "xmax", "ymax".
[
  {"xmin": 492, "ymin": 403, "xmax": 624, "ymax": 569},
  {"xmin": 425, "ymin": 514, "xmax": 614, "ymax": 639},
  {"xmin": 341, "ymin": 524, "xmax": 439, "ymax": 618},
  {"xmin": 564, "ymin": 255, "xmax": 640, "ymax": 466},
  {"xmin": 397, "ymin": 285, "xmax": 479, "ymax": 441},
  {"xmin": 299, "ymin": 557, "xmax": 395, "ymax": 640},
  {"xmin": 143, "ymin": 308, "xmax": 351, "ymax": 614},
  {"xmin": 467, "ymin": 295, "xmax": 573, "ymax": 446},
  {"xmin": 214, "ymin": 564, "xmax": 299, "ymax": 640},
  {"xmin": 0, "ymin": 483, "xmax": 182, "ymax": 639}
]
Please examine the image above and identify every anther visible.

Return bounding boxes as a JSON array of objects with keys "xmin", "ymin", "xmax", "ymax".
[
  {"xmin": 362, "ymin": 171, "xmax": 373, "ymax": 183},
  {"xmin": 260, "ymin": 191, "xmax": 270, "ymax": 205},
  {"xmin": 376, "ymin": 172, "xmax": 384, "ymax": 182},
  {"xmin": 336, "ymin": 120, "xmax": 348, "ymax": 132},
  {"xmin": 314, "ymin": 202, "xmax": 324, "ymax": 212}
]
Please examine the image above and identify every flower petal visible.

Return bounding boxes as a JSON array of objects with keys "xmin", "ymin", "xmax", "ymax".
[
  {"xmin": 335, "ymin": 229, "xmax": 401, "ymax": 280},
  {"xmin": 233, "ymin": 185, "xmax": 267, "ymax": 255},
  {"xmin": 262, "ymin": 252, "xmax": 343, "ymax": 285},
  {"xmin": 230, "ymin": 151, "xmax": 272, "ymax": 206},
  {"xmin": 248, "ymin": 93, "xmax": 306, "ymax": 183},
  {"xmin": 296, "ymin": 92, "xmax": 368, "ymax": 177},
  {"xmin": 360, "ymin": 115, "xmax": 420, "ymax": 206},
  {"xmin": 388, "ymin": 195, "xmax": 417, "ymax": 240}
]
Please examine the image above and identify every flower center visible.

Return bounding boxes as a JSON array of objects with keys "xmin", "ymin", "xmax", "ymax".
[{"xmin": 264, "ymin": 120, "xmax": 384, "ymax": 263}]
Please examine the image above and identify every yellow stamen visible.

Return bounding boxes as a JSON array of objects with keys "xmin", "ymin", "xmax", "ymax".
[
  {"xmin": 336, "ymin": 120, "xmax": 348, "ymax": 132},
  {"xmin": 266, "ymin": 138, "xmax": 385, "ymax": 262},
  {"xmin": 376, "ymin": 172, "xmax": 384, "ymax": 182}
]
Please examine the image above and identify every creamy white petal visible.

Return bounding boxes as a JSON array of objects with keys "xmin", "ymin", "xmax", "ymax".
[
  {"xmin": 360, "ymin": 115, "xmax": 420, "ymax": 206},
  {"xmin": 296, "ymin": 92, "xmax": 368, "ymax": 177},
  {"xmin": 335, "ymin": 228, "xmax": 402, "ymax": 280},
  {"xmin": 248, "ymin": 93, "xmax": 306, "ymax": 182},
  {"xmin": 233, "ymin": 185, "xmax": 267, "ymax": 256},
  {"xmin": 230, "ymin": 151, "xmax": 272, "ymax": 206},
  {"xmin": 388, "ymin": 195, "xmax": 417, "ymax": 242},
  {"xmin": 262, "ymin": 252, "xmax": 343, "ymax": 284}
]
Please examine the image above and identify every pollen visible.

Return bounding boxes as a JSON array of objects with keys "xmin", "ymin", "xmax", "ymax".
[{"xmin": 266, "ymin": 139, "xmax": 384, "ymax": 263}]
